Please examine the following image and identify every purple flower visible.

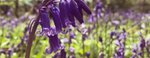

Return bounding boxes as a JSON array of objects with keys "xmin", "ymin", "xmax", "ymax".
[
  {"xmin": 66, "ymin": 0, "xmax": 76, "ymax": 27},
  {"xmin": 140, "ymin": 38, "xmax": 145, "ymax": 49},
  {"xmin": 70, "ymin": 47, "xmax": 75, "ymax": 54},
  {"xmin": 94, "ymin": 0, "xmax": 103, "ymax": 12},
  {"xmin": 69, "ymin": 0, "xmax": 84, "ymax": 23},
  {"xmin": 70, "ymin": 32, "xmax": 75, "ymax": 39},
  {"xmin": 46, "ymin": 34, "xmax": 61, "ymax": 54},
  {"xmin": 60, "ymin": 49, "xmax": 66, "ymax": 58},
  {"xmin": 132, "ymin": 44, "xmax": 138, "ymax": 53},
  {"xmin": 88, "ymin": 14, "xmax": 97, "ymax": 23},
  {"xmin": 75, "ymin": 0, "xmax": 91, "ymax": 14},
  {"xmin": 86, "ymin": 52, "xmax": 90, "ymax": 58},
  {"xmin": 8, "ymin": 48, "xmax": 13, "ymax": 57},
  {"xmin": 99, "ymin": 36, "xmax": 103, "ymax": 43},
  {"xmin": 94, "ymin": 0, "xmax": 103, "ymax": 18},
  {"xmin": 49, "ymin": 5, "xmax": 62, "ymax": 33},
  {"xmin": 110, "ymin": 31, "xmax": 116, "ymax": 38},
  {"xmin": 69, "ymin": 32, "xmax": 76, "ymax": 44},
  {"xmin": 68, "ymin": 11, "xmax": 76, "ymax": 27},
  {"xmin": 59, "ymin": 0, "xmax": 71, "ymax": 28},
  {"xmin": 39, "ymin": 7, "xmax": 51, "ymax": 34}
]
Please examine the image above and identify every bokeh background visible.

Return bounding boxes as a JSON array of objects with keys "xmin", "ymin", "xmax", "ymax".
[{"xmin": 0, "ymin": 0, "xmax": 150, "ymax": 58}]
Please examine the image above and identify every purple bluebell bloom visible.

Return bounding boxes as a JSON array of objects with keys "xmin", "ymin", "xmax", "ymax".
[
  {"xmin": 49, "ymin": 5, "xmax": 62, "ymax": 33},
  {"xmin": 86, "ymin": 52, "xmax": 90, "ymax": 58},
  {"xmin": 75, "ymin": 0, "xmax": 91, "ymax": 14},
  {"xmin": 69, "ymin": 0, "xmax": 84, "ymax": 23},
  {"xmin": 99, "ymin": 36, "xmax": 103, "ymax": 43},
  {"xmin": 69, "ymin": 32, "xmax": 75, "ymax": 44},
  {"xmin": 94, "ymin": 0, "xmax": 103, "ymax": 18},
  {"xmin": 59, "ymin": 0, "xmax": 71, "ymax": 28},
  {"xmin": 110, "ymin": 31, "xmax": 116, "ymax": 38},
  {"xmin": 132, "ymin": 44, "xmax": 138, "ymax": 53},
  {"xmin": 140, "ymin": 38, "xmax": 145, "ymax": 49},
  {"xmin": 94, "ymin": 0, "xmax": 103, "ymax": 12},
  {"xmin": 60, "ymin": 49, "xmax": 66, "ymax": 58},
  {"xmin": 39, "ymin": 7, "xmax": 51, "ymax": 34},
  {"xmin": 61, "ymin": 0, "xmax": 74, "ymax": 27},
  {"xmin": 46, "ymin": 34, "xmax": 61, "ymax": 54},
  {"xmin": 68, "ymin": 12, "xmax": 76, "ymax": 27}
]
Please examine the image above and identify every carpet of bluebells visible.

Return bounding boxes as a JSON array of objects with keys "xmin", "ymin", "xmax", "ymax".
[{"xmin": 0, "ymin": 0, "xmax": 150, "ymax": 58}]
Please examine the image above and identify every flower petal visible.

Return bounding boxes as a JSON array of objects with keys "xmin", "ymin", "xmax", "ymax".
[
  {"xmin": 47, "ymin": 34, "xmax": 61, "ymax": 54},
  {"xmin": 69, "ymin": 0, "xmax": 84, "ymax": 23},
  {"xmin": 59, "ymin": 0, "xmax": 70, "ymax": 28},
  {"xmin": 50, "ymin": 5, "xmax": 62, "ymax": 33},
  {"xmin": 39, "ymin": 8, "xmax": 51, "ymax": 34},
  {"xmin": 75, "ymin": 0, "xmax": 91, "ymax": 14}
]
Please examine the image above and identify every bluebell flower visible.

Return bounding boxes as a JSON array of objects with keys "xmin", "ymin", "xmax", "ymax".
[
  {"xmin": 8, "ymin": 48, "xmax": 13, "ymax": 57},
  {"xmin": 39, "ymin": 7, "xmax": 51, "ymax": 35},
  {"xmin": 49, "ymin": 4, "xmax": 62, "ymax": 33},
  {"xmin": 140, "ymin": 38, "xmax": 145, "ymax": 50},
  {"xmin": 60, "ymin": 49, "xmax": 66, "ymax": 58},
  {"xmin": 86, "ymin": 52, "xmax": 90, "ymax": 58},
  {"xmin": 99, "ymin": 36, "xmax": 103, "ymax": 43},
  {"xmin": 46, "ymin": 34, "xmax": 61, "ymax": 54},
  {"xmin": 75, "ymin": 0, "xmax": 91, "ymax": 14},
  {"xmin": 94, "ymin": 0, "xmax": 103, "ymax": 18},
  {"xmin": 69, "ymin": 0, "xmax": 84, "ymax": 23},
  {"xmin": 59, "ymin": 0, "xmax": 71, "ymax": 28},
  {"xmin": 65, "ymin": 0, "xmax": 75, "ymax": 27}
]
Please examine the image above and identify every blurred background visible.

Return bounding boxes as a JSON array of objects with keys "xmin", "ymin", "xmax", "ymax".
[{"xmin": 0, "ymin": 0, "xmax": 150, "ymax": 58}]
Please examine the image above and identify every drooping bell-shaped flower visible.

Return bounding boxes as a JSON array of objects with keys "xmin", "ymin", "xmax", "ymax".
[
  {"xmin": 86, "ymin": 52, "xmax": 90, "ymax": 58},
  {"xmin": 140, "ymin": 38, "xmax": 145, "ymax": 50},
  {"xmin": 74, "ymin": 0, "xmax": 91, "ymax": 14},
  {"xmin": 99, "ymin": 36, "xmax": 103, "ymax": 43},
  {"xmin": 60, "ymin": 49, "xmax": 66, "ymax": 58},
  {"xmin": 69, "ymin": 0, "xmax": 84, "ymax": 23},
  {"xmin": 139, "ymin": 33, "xmax": 145, "ymax": 50},
  {"xmin": 39, "ymin": 7, "xmax": 51, "ymax": 34},
  {"xmin": 49, "ymin": 5, "xmax": 62, "ymax": 33},
  {"xmin": 59, "ymin": 0, "xmax": 71, "ymax": 28},
  {"xmin": 63, "ymin": 0, "xmax": 75, "ymax": 27},
  {"xmin": 67, "ymin": 10, "xmax": 76, "ymax": 27},
  {"xmin": 94, "ymin": 0, "xmax": 103, "ymax": 18},
  {"xmin": 46, "ymin": 34, "xmax": 61, "ymax": 54}
]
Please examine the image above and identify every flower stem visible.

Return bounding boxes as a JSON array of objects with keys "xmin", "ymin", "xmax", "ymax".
[{"xmin": 25, "ymin": 15, "xmax": 39, "ymax": 58}]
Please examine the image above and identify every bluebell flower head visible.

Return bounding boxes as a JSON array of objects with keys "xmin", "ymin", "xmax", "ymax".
[
  {"xmin": 60, "ymin": 48, "xmax": 66, "ymax": 58},
  {"xmin": 49, "ymin": 4, "xmax": 62, "ymax": 33},
  {"xmin": 69, "ymin": 0, "xmax": 84, "ymax": 23},
  {"xmin": 75, "ymin": 0, "xmax": 91, "ymax": 14},
  {"xmin": 59, "ymin": 0, "xmax": 71, "ymax": 28},
  {"xmin": 39, "ymin": 7, "xmax": 51, "ymax": 34},
  {"xmin": 46, "ymin": 34, "xmax": 61, "ymax": 54}
]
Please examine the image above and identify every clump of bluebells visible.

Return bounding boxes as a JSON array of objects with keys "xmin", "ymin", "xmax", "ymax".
[
  {"xmin": 1, "ymin": 0, "xmax": 150, "ymax": 58},
  {"xmin": 26, "ymin": 0, "xmax": 91, "ymax": 57}
]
